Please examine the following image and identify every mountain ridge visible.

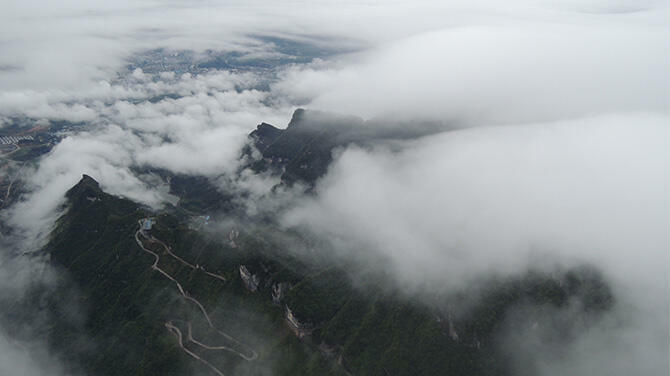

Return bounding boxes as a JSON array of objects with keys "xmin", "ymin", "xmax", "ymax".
[{"xmin": 31, "ymin": 114, "xmax": 616, "ymax": 375}]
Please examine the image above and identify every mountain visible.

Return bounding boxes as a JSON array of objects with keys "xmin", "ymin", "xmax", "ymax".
[
  {"xmin": 29, "ymin": 111, "xmax": 614, "ymax": 376},
  {"xmin": 245, "ymin": 109, "xmax": 446, "ymax": 187}
]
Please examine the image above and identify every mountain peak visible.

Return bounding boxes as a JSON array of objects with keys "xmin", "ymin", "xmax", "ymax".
[
  {"xmin": 80, "ymin": 174, "xmax": 100, "ymax": 187},
  {"xmin": 65, "ymin": 174, "xmax": 102, "ymax": 200},
  {"xmin": 286, "ymin": 108, "xmax": 306, "ymax": 129},
  {"xmin": 286, "ymin": 108, "xmax": 363, "ymax": 133}
]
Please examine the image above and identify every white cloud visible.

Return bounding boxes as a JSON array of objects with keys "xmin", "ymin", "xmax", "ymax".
[
  {"xmin": 0, "ymin": 1, "xmax": 667, "ymax": 374},
  {"xmin": 285, "ymin": 113, "xmax": 668, "ymax": 287},
  {"xmin": 282, "ymin": 112, "xmax": 669, "ymax": 374},
  {"xmin": 4, "ymin": 69, "xmax": 296, "ymax": 245},
  {"xmin": 276, "ymin": 22, "xmax": 667, "ymax": 124}
]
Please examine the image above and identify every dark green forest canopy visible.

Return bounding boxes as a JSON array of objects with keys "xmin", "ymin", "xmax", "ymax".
[{"xmin": 24, "ymin": 168, "xmax": 615, "ymax": 376}]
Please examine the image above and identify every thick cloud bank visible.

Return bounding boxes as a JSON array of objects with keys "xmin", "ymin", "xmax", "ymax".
[
  {"xmin": 0, "ymin": 0, "xmax": 667, "ymax": 375},
  {"xmin": 286, "ymin": 114, "xmax": 667, "ymax": 286},
  {"xmin": 277, "ymin": 14, "xmax": 667, "ymax": 124},
  {"xmin": 284, "ymin": 112, "xmax": 668, "ymax": 375}
]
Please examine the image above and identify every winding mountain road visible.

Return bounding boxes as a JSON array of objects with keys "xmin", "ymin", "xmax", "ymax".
[
  {"xmin": 135, "ymin": 220, "xmax": 258, "ymax": 375},
  {"xmin": 150, "ymin": 235, "xmax": 227, "ymax": 282},
  {"xmin": 165, "ymin": 321, "xmax": 225, "ymax": 376}
]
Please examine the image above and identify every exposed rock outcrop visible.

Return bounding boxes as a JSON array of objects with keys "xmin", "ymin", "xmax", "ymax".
[
  {"xmin": 239, "ymin": 265, "xmax": 260, "ymax": 292},
  {"xmin": 285, "ymin": 305, "xmax": 313, "ymax": 339},
  {"xmin": 271, "ymin": 282, "xmax": 289, "ymax": 304}
]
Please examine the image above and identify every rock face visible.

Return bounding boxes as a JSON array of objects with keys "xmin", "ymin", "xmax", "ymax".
[
  {"xmin": 285, "ymin": 305, "xmax": 313, "ymax": 339},
  {"xmin": 239, "ymin": 265, "xmax": 260, "ymax": 292},
  {"xmin": 272, "ymin": 282, "xmax": 289, "ymax": 304}
]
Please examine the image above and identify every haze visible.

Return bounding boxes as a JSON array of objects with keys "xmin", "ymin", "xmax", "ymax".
[{"xmin": 0, "ymin": 0, "xmax": 667, "ymax": 375}]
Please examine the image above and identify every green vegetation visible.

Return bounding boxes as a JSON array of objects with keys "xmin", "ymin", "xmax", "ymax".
[
  {"xmin": 33, "ymin": 173, "xmax": 615, "ymax": 376},
  {"xmin": 41, "ymin": 175, "xmax": 341, "ymax": 375}
]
